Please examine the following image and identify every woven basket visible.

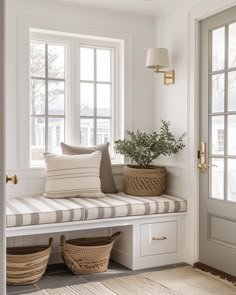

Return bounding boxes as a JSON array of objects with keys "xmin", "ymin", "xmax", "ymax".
[
  {"xmin": 7, "ymin": 238, "xmax": 53, "ymax": 286},
  {"xmin": 61, "ymin": 232, "xmax": 121, "ymax": 275},
  {"xmin": 124, "ymin": 165, "xmax": 166, "ymax": 196}
]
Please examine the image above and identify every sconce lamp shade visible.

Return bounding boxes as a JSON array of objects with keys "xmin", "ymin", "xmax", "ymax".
[{"xmin": 146, "ymin": 48, "xmax": 170, "ymax": 69}]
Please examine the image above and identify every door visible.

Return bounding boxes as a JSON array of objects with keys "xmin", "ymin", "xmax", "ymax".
[
  {"xmin": 200, "ymin": 6, "xmax": 236, "ymax": 276},
  {"xmin": 0, "ymin": 0, "xmax": 6, "ymax": 293}
]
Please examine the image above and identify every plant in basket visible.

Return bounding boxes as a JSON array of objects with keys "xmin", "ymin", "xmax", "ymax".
[{"xmin": 114, "ymin": 120, "xmax": 186, "ymax": 196}]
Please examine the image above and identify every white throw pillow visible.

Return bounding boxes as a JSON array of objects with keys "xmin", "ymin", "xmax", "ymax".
[{"xmin": 44, "ymin": 151, "xmax": 105, "ymax": 198}]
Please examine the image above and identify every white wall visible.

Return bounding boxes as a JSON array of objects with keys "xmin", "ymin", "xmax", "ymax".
[
  {"xmin": 153, "ymin": 9, "xmax": 188, "ymax": 199},
  {"xmin": 5, "ymin": 0, "xmax": 155, "ymax": 170}
]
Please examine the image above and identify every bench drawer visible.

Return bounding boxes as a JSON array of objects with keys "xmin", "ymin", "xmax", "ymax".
[{"xmin": 140, "ymin": 221, "xmax": 177, "ymax": 257}]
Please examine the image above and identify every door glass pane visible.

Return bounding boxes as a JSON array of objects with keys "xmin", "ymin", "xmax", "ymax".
[
  {"xmin": 96, "ymin": 49, "xmax": 111, "ymax": 82},
  {"xmin": 80, "ymin": 48, "xmax": 94, "ymax": 81},
  {"xmin": 210, "ymin": 158, "xmax": 224, "ymax": 200},
  {"xmin": 229, "ymin": 22, "xmax": 236, "ymax": 68},
  {"xmin": 228, "ymin": 159, "xmax": 236, "ymax": 202},
  {"xmin": 211, "ymin": 116, "xmax": 224, "ymax": 155},
  {"xmin": 96, "ymin": 119, "xmax": 111, "ymax": 145},
  {"xmin": 80, "ymin": 118, "xmax": 94, "ymax": 146},
  {"xmin": 228, "ymin": 115, "xmax": 236, "ymax": 155},
  {"xmin": 31, "ymin": 79, "xmax": 45, "ymax": 115},
  {"xmin": 30, "ymin": 42, "xmax": 45, "ymax": 78},
  {"xmin": 80, "ymin": 82, "xmax": 94, "ymax": 116},
  {"xmin": 31, "ymin": 117, "xmax": 45, "ymax": 163},
  {"xmin": 97, "ymin": 84, "xmax": 111, "ymax": 117},
  {"xmin": 48, "ymin": 118, "xmax": 64, "ymax": 154},
  {"xmin": 212, "ymin": 74, "xmax": 225, "ymax": 113},
  {"xmin": 228, "ymin": 71, "xmax": 236, "ymax": 111},
  {"xmin": 212, "ymin": 27, "xmax": 225, "ymax": 71},
  {"xmin": 48, "ymin": 45, "xmax": 65, "ymax": 79},
  {"xmin": 48, "ymin": 81, "xmax": 65, "ymax": 115}
]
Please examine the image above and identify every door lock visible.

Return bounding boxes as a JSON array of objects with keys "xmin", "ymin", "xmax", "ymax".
[{"xmin": 198, "ymin": 142, "xmax": 208, "ymax": 173}]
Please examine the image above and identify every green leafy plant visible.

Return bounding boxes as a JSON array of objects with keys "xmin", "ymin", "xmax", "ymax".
[{"xmin": 114, "ymin": 120, "xmax": 186, "ymax": 169}]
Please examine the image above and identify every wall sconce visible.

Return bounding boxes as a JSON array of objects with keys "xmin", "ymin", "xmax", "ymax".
[{"xmin": 146, "ymin": 48, "xmax": 175, "ymax": 85}]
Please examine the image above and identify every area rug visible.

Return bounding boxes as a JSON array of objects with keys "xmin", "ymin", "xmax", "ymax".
[{"xmin": 22, "ymin": 266, "xmax": 236, "ymax": 295}]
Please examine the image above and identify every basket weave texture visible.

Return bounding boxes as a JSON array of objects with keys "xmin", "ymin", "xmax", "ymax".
[
  {"xmin": 7, "ymin": 238, "xmax": 53, "ymax": 286},
  {"xmin": 124, "ymin": 165, "xmax": 166, "ymax": 196},
  {"xmin": 61, "ymin": 232, "xmax": 121, "ymax": 275}
]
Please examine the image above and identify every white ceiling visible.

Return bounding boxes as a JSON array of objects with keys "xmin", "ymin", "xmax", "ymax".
[{"xmin": 50, "ymin": 0, "xmax": 199, "ymax": 16}]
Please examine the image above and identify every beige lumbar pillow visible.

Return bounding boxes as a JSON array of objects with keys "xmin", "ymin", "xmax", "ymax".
[
  {"xmin": 44, "ymin": 151, "xmax": 105, "ymax": 198},
  {"xmin": 61, "ymin": 142, "xmax": 118, "ymax": 194}
]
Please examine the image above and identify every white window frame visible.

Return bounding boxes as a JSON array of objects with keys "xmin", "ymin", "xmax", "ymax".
[{"xmin": 28, "ymin": 31, "xmax": 123, "ymax": 167}]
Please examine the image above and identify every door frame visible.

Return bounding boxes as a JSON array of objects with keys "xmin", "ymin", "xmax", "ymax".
[
  {"xmin": 187, "ymin": 0, "xmax": 236, "ymax": 265},
  {"xmin": 0, "ymin": 0, "xmax": 6, "ymax": 294}
]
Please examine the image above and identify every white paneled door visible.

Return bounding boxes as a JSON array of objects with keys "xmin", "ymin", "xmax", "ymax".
[
  {"xmin": 0, "ymin": 0, "xmax": 6, "ymax": 293},
  {"xmin": 200, "ymin": 6, "xmax": 236, "ymax": 276}
]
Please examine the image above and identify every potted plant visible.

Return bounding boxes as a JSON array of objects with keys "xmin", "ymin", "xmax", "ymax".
[{"xmin": 114, "ymin": 120, "xmax": 186, "ymax": 196}]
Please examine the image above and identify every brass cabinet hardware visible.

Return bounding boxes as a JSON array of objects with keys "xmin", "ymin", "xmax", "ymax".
[
  {"xmin": 6, "ymin": 174, "xmax": 19, "ymax": 184},
  {"xmin": 152, "ymin": 236, "xmax": 167, "ymax": 241}
]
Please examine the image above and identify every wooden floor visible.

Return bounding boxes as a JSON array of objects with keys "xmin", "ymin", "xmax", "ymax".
[{"xmin": 7, "ymin": 261, "xmax": 187, "ymax": 295}]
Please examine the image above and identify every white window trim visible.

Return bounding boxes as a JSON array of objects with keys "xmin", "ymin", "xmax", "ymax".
[{"xmin": 23, "ymin": 30, "xmax": 124, "ymax": 168}]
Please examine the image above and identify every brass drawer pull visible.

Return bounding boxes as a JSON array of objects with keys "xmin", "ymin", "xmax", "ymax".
[
  {"xmin": 152, "ymin": 236, "xmax": 167, "ymax": 241},
  {"xmin": 6, "ymin": 174, "xmax": 19, "ymax": 184}
]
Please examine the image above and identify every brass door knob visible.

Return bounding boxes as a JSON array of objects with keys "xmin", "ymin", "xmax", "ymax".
[{"xmin": 6, "ymin": 174, "xmax": 19, "ymax": 184}]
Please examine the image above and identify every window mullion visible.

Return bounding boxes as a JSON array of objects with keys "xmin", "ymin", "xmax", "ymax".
[
  {"xmin": 45, "ymin": 43, "xmax": 49, "ymax": 152},
  {"xmin": 94, "ymin": 48, "xmax": 97, "ymax": 145}
]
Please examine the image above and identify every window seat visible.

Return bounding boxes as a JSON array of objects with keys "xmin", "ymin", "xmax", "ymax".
[
  {"xmin": 6, "ymin": 192, "xmax": 186, "ymax": 227},
  {"xmin": 6, "ymin": 192, "xmax": 187, "ymax": 270}
]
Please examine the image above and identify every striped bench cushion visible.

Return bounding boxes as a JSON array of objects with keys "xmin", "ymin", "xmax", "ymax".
[
  {"xmin": 6, "ymin": 193, "xmax": 187, "ymax": 227},
  {"xmin": 77, "ymin": 193, "xmax": 187, "ymax": 220},
  {"xmin": 6, "ymin": 197, "xmax": 85, "ymax": 227}
]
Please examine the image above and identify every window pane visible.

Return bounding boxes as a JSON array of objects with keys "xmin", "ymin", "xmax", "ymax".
[
  {"xmin": 97, "ymin": 84, "xmax": 111, "ymax": 117},
  {"xmin": 228, "ymin": 115, "xmax": 236, "ymax": 155},
  {"xmin": 228, "ymin": 71, "xmax": 236, "ymax": 111},
  {"xmin": 229, "ymin": 22, "xmax": 236, "ymax": 68},
  {"xmin": 31, "ymin": 79, "xmax": 45, "ymax": 115},
  {"xmin": 31, "ymin": 117, "xmax": 45, "ymax": 162},
  {"xmin": 96, "ymin": 119, "xmax": 111, "ymax": 145},
  {"xmin": 80, "ymin": 118, "xmax": 94, "ymax": 146},
  {"xmin": 211, "ymin": 116, "xmax": 224, "ymax": 155},
  {"xmin": 80, "ymin": 82, "xmax": 94, "ymax": 116},
  {"xmin": 212, "ymin": 27, "xmax": 225, "ymax": 71},
  {"xmin": 210, "ymin": 158, "xmax": 224, "ymax": 200},
  {"xmin": 30, "ymin": 42, "xmax": 45, "ymax": 77},
  {"xmin": 48, "ymin": 45, "xmax": 65, "ymax": 79},
  {"xmin": 48, "ymin": 118, "xmax": 64, "ymax": 154},
  {"xmin": 228, "ymin": 159, "xmax": 236, "ymax": 202},
  {"xmin": 212, "ymin": 74, "xmax": 225, "ymax": 113},
  {"xmin": 80, "ymin": 48, "xmax": 94, "ymax": 81},
  {"xmin": 48, "ymin": 81, "xmax": 65, "ymax": 115},
  {"xmin": 97, "ymin": 49, "xmax": 111, "ymax": 82}
]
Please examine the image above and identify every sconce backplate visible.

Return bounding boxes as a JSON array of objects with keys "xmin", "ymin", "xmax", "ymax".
[{"xmin": 164, "ymin": 70, "xmax": 175, "ymax": 85}]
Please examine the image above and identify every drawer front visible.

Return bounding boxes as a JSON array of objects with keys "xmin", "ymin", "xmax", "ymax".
[{"xmin": 140, "ymin": 221, "xmax": 177, "ymax": 256}]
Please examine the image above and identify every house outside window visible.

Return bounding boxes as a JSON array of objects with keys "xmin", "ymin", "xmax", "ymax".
[{"xmin": 217, "ymin": 129, "xmax": 224, "ymax": 153}]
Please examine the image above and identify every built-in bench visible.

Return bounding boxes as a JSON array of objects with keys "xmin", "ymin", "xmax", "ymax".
[{"xmin": 6, "ymin": 192, "xmax": 187, "ymax": 270}]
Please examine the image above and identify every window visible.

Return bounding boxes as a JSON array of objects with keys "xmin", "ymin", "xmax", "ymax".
[
  {"xmin": 30, "ymin": 40, "xmax": 65, "ymax": 165},
  {"xmin": 80, "ymin": 47, "xmax": 113, "ymax": 147},
  {"xmin": 29, "ymin": 32, "xmax": 122, "ymax": 166}
]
